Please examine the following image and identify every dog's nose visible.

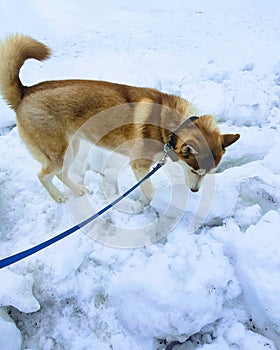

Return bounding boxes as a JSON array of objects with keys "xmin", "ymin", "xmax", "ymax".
[{"xmin": 191, "ymin": 188, "xmax": 199, "ymax": 193}]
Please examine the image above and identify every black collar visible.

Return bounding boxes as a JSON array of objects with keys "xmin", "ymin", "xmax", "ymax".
[
  {"xmin": 164, "ymin": 116, "xmax": 199, "ymax": 162},
  {"xmin": 168, "ymin": 116, "xmax": 199, "ymax": 149}
]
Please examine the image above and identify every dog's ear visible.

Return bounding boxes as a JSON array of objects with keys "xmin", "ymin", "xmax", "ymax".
[
  {"xmin": 222, "ymin": 134, "xmax": 240, "ymax": 149},
  {"xmin": 181, "ymin": 143, "xmax": 198, "ymax": 157}
]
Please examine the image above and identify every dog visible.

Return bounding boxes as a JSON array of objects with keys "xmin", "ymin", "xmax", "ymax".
[{"xmin": 0, "ymin": 34, "xmax": 240, "ymax": 203}]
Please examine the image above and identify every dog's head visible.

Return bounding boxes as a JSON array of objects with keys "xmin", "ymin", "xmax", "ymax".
[{"xmin": 173, "ymin": 115, "xmax": 240, "ymax": 192}]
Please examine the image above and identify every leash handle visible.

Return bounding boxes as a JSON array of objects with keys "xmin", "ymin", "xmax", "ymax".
[{"xmin": 0, "ymin": 162, "xmax": 165, "ymax": 269}]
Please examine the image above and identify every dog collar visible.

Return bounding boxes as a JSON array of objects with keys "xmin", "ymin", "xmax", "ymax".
[{"xmin": 164, "ymin": 116, "xmax": 199, "ymax": 162}]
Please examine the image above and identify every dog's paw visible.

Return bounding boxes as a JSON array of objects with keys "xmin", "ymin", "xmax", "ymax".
[
  {"xmin": 53, "ymin": 192, "xmax": 68, "ymax": 203},
  {"xmin": 73, "ymin": 184, "xmax": 88, "ymax": 197}
]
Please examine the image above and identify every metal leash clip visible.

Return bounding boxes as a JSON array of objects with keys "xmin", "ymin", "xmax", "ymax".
[{"xmin": 163, "ymin": 143, "xmax": 179, "ymax": 162}]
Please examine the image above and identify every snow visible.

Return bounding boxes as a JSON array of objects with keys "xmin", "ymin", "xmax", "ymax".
[
  {"xmin": 0, "ymin": 309, "xmax": 21, "ymax": 350},
  {"xmin": 0, "ymin": 0, "xmax": 280, "ymax": 349}
]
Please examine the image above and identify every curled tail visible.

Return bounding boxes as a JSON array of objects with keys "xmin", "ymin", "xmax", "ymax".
[{"xmin": 0, "ymin": 34, "xmax": 51, "ymax": 111}]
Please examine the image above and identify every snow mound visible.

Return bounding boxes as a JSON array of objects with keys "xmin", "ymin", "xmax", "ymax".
[
  {"xmin": 0, "ymin": 269, "xmax": 40, "ymax": 313},
  {"xmin": 232, "ymin": 211, "xmax": 280, "ymax": 347},
  {"xmin": 109, "ymin": 231, "xmax": 241, "ymax": 344},
  {"xmin": 0, "ymin": 309, "xmax": 22, "ymax": 350}
]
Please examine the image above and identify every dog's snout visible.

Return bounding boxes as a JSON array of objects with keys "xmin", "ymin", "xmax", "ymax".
[{"xmin": 191, "ymin": 188, "xmax": 199, "ymax": 193}]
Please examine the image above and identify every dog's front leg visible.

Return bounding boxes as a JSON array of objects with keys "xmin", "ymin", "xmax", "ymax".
[{"xmin": 130, "ymin": 158, "xmax": 154, "ymax": 203}]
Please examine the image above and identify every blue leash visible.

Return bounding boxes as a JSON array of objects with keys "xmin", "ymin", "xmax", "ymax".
[{"xmin": 0, "ymin": 161, "xmax": 166, "ymax": 269}]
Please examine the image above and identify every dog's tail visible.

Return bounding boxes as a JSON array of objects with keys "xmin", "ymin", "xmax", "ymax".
[{"xmin": 0, "ymin": 34, "xmax": 51, "ymax": 111}]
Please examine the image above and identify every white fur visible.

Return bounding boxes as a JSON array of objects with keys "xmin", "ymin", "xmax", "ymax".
[{"xmin": 179, "ymin": 160, "xmax": 204, "ymax": 192}]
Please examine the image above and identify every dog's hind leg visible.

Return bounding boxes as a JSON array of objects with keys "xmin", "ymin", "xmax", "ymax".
[
  {"xmin": 57, "ymin": 169, "xmax": 88, "ymax": 197},
  {"xmin": 17, "ymin": 134, "xmax": 68, "ymax": 202},
  {"xmin": 38, "ymin": 162, "xmax": 68, "ymax": 203},
  {"xmin": 57, "ymin": 137, "xmax": 88, "ymax": 197},
  {"xmin": 17, "ymin": 121, "xmax": 78, "ymax": 202}
]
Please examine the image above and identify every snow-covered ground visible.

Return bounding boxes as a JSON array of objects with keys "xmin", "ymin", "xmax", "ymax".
[{"xmin": 1, "ymin": 0, "xmax": 280, "ymax": 349}]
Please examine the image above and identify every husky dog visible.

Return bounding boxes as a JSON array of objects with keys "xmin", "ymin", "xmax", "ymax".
[{"xmin": 0, "ymin": 35, "xmax": 239, "ymax": 202}]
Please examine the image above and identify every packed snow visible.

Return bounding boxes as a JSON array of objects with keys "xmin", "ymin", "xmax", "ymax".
[{"xmin": 0, "ymin": 0, "xmax": 280, "ymax": 349}]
